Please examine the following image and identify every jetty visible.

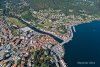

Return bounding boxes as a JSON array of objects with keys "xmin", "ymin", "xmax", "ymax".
[{"xmin": 72, "ymin": 26, "xmax": 76, "ymax": 32}]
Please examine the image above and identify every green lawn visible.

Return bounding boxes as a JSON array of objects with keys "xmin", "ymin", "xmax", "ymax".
[
  {"xmin": 5, "ymin": 17, "xmax": 26, "ymax": 28},
  {"xmin": 36, "ymin": 20, "xmax": 52, "ymax": 30}
]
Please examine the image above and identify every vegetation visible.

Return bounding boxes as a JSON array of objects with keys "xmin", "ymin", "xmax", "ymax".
[
  {"xmin": 16, "ymin": 59, "xmax": 21, "ymax": 67},
  {"xmin": 0, "ymin": 9, "xmax": 3, "ymax": 16},
  {"xmin": 36, "ymin": 19, "xmax": 52, "ymax": 30},
  {"xmin": 30, "ymin": 49, "xmax": 56, "ymax": 67},
  {"xmin": 11, "ymin": 30, "xmax": 18, "ymax": 36},
  {"xmin": 5, "ymin": 17, "xmax": 26, "ymax": 28},
  {"xmin": 57, "ymin": 24, "xmax": 67, "ymax": 34},
  {"xmin": 21, "ymin": 11, "xmax": 36, "ymax": 21},
  {"xmin": 0, "ymin": 0, "xmax": 100, "ymax": 19}
]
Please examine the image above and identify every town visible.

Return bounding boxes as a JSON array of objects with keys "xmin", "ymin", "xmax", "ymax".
[
  {"xmin": 0, "ymin": 18, "xmax": 67, "ymax": 67},
  {"xmin": 0, "ymin": 0, "xmax": 100, "ymax": 67}
]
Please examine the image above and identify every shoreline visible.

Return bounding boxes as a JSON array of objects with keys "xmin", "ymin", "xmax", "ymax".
[
  {"xmin": 5, "ymin": 15, "xmax": 100, "ymax": 67},
  {"xmin": 60, "ymin": 20, "xmax": 100, "ymax": 58},
  {"xmin": 61, "ymin": 19, "xmax": 100, "ymax": 45},
  {"xmin": 64, "ymin": 20, "xmax": 100, "ymax": 67},
  {"xmin": 61, "ymin": 26, "xmax": 73, "ymax": 45}
]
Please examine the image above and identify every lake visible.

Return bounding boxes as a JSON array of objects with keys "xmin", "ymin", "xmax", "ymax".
[{"xmin": 64, "ymin": 21, "xmax": 100, "ymax": 67}]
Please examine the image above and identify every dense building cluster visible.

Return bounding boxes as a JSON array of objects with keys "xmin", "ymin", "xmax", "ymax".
[{"xmin": 0, "ymin": 19, "xmax": 66, "ymax": 67}]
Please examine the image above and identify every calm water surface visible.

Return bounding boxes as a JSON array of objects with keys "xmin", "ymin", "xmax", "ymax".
[{"xmin": 64, "ymin": 21, "xmax": 100, "ymax": 67}]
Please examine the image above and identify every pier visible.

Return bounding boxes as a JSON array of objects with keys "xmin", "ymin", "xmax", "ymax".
[{"xmin": 72, "ymin": 26, "xmax": 76, "ymax": 32}]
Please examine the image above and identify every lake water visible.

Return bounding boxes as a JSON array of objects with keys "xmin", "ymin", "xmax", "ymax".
[{"xmin": 64, "ymin": 21, "xmax": 100, "ymax": 67}]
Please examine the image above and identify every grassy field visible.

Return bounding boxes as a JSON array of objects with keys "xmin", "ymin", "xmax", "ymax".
[
  {"xmin": 5, "ymin": 17, "xmax": 26, "ymax": 28},
  {"xmin": 36, "ymin": 20, "xmax": 52, "ymax": 30}
]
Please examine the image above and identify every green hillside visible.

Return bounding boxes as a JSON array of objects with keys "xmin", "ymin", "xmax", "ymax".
[{"xmin": 0, "ymin": 0, "xmax": 100, "ymax": 18}]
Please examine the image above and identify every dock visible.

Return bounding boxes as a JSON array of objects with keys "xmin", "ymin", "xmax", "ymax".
[{"xmin": 72, "ymin": 26, "xmax": 76, "ymax": 32}]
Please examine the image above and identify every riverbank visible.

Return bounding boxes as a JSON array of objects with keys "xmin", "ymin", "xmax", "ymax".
[
  {"xmin": 8, "ymin": 15, "xmax": 100, "ymax": 47},
  {"xmin": 6, "ymin": 15, "xmax": 100, "ymax": 67},
  {"xmin": 8, "ymin": 14, "xmax": 100, "ymax": 45},
  {"xmin": 8, "ymin": 15, "xmax": 63, "ymax": 43},
  {"xmin": 8, "ymin": 15, "xmax": 100, "ymax": 48},
  {"xmin": 61, "ymin": 26, "xmax": 73, "ymax": 45}
]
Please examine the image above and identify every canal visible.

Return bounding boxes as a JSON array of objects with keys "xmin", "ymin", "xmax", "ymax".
[{"xmin": 11, "ymin": 15, "xmax": 63, "ymax": 43}]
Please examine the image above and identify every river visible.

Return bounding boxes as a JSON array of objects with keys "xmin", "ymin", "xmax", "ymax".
[
  {"xmin": 64, "ymin": 20, "xmax": 100, "ymax": 67},
  {"xmin": 10, "ymin": 15, "xmax": 63, "ymax": 43},
  {"xmin": 1, "ymin": 0, "xmax": 100, "ymax": 67}
]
